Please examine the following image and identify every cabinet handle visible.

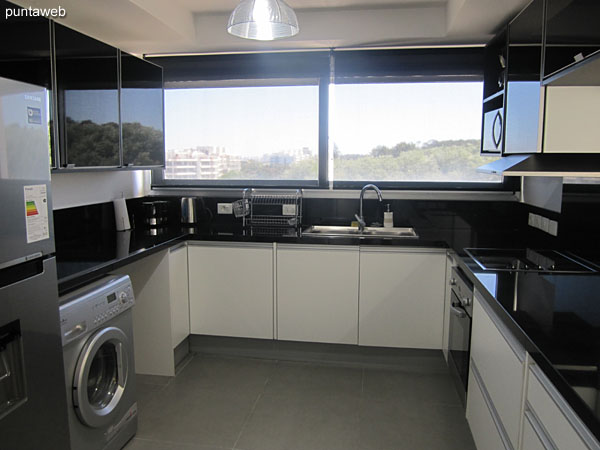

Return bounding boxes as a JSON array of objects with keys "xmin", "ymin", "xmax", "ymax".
[
  {"xmin": 524, "ymin": 408, "xmax": 558, "ymax": 450},
  {"xmin": 450, "ymin": 305, "xmax": 466, "ymax": 318},
  {"xmin": 492, "ymin": 111, "xmax": 503, "ymax": 149}
]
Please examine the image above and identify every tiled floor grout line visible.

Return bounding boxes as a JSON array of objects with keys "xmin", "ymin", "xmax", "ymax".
[
  {"xmin": 230, "ymin": 392, "xmax": 262, "ymax": 450},
  {"xmin": 130, "ymin": 436, "xmax": 234, "ymax": 449},
  {"xmin": 132, "ymin": 354, "xmax": 474, "ymax": 450},
  {"xmin": 360, "ymin": 367, "xmax": 365, "ymax": 397},
  {"xmin": 231, "ymin": 365, "xmax": 274, "ymax": 450}
]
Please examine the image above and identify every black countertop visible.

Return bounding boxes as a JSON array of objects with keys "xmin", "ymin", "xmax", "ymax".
[
  {"xmin": 53, "ymin": 196, "xmax": 600, "ymax": 443},
  {"xmin": 56, "ymin": 223, "xmax": 457, "ymax": 294},
  {"xmin": 457, "ymin": 254, "xmax": 600, "ymax": 443}
]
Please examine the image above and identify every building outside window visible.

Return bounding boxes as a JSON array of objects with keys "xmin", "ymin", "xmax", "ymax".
[
  {"xmin": 151, "ymin": 49, "xmax": 508, "ymax": 190},
  {"xmin": 163, "ymin": 84, "xmax": 319, "ymax": 182},
  {"xmin": 330, "ymin": 81, "xmax": 499, "ymax": 183}
]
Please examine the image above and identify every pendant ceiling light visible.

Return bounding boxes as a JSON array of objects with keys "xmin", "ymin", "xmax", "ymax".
[{"xmin": 227, "ymin": 0, "xmax": 299, "ymax": 41}]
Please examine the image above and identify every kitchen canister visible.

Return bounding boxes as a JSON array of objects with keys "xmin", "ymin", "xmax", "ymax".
[
  {"xmin": 181, "ymin": 197, "xmax": 198, "ymax": 224},
  {"xmin": 113, "ymin": 197, "xmax": 131, "ymax": 231}
]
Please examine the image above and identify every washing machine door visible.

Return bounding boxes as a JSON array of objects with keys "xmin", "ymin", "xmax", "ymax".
[{"xmin": 72, "ymin": 326, "xmax": 130, "ymax": 428}]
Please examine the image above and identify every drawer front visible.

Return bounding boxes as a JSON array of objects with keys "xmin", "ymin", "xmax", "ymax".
[
  {"xmin": 471, "ymin": 293, "xmax": 525, "ymax": 448},
  {"xmin": 466, "ymin": 365, "xmax": 510, "ymax": 450},
  {"xmin": 527, "ymin": 366, "xmax": 592, "ymax": 450},
  {"xmin": 522, "ymin": 410, "xmax": 551, "ymax": 450}
]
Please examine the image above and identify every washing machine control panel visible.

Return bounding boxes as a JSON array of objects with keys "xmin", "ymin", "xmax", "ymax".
[{"xmin": 59, "ymin": 275, "xmax": 135, "ymax": 346}]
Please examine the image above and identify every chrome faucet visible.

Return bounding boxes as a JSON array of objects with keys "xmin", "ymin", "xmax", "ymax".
[{"xmin": 355, "ymin": 184, "xmax": 383, "ymax": 231}]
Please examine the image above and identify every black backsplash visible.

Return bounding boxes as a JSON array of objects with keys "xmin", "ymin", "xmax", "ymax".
[{"xmin": 53, "ymin": 193, "xmax": 600, "ymax": 255}]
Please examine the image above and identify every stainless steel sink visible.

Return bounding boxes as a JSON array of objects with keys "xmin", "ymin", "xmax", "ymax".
[{"xmin": 302, "ymin": 225, "xmax": 418, "ymax": 239}]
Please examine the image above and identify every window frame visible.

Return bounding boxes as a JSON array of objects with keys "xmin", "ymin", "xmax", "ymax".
[{"xmin": 150, "ymin": 49, "xmax": 517, "ymax": 192}]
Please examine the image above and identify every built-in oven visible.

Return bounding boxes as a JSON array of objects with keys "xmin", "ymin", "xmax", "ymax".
[{"xmin": 447, "ymin": 266, "xmax": 474, "ymax": 407}]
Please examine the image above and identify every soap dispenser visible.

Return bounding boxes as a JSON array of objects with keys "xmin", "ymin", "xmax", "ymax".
[{"xmin": 384, "ymin": 204, "xmax": 393, "ymax": 228}]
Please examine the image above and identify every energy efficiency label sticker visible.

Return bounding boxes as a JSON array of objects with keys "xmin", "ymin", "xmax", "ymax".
[{"xmin": 24, "ymin": 184, "xmax": 49, "ymax": 243}]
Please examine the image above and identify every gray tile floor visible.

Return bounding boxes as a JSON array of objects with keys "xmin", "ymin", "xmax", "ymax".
[{"xmin": 124, "ymin": 354, "xmax": 475, "ymax": 450}]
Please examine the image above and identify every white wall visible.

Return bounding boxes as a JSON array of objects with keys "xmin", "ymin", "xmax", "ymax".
[{"xmin": 51, "ymin": 170, "xmax": 151, "ymax": 210}]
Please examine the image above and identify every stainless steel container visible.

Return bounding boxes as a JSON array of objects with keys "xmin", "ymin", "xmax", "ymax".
[
  {"xmin": 143, "ymin": 201, "xmax": 169, "ymax": 227},
  {"xmin": 181, "ymin": 197, "xmax": 198, "ymax": 224}
]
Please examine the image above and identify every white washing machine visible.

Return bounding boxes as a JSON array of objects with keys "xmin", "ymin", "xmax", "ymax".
[{"xmin": 59, "ymin": 275, "xmax": 137, "ymax": 450}]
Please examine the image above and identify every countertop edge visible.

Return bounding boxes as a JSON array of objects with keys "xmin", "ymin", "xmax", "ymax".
[
  {"xmin": 57, "ymin": 234, "xmax": 190, "ymax": 295},
  {"xmin": 57, "ymin": 231, "xmax": 449, "ymax": 295},
  {"xmin": 455, "ymin": 256, "xmax": 600, "ymax": 446}
]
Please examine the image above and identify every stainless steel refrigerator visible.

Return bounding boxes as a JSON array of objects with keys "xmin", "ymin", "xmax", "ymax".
[{"xmin": 0, "ymin": 77, "xmax": 71, "ymax": 449}]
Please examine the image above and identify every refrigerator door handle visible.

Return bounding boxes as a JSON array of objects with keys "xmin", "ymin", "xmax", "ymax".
[{"xmin": 0, "ymin": 258, "xmax": 44, "ymax": 290}]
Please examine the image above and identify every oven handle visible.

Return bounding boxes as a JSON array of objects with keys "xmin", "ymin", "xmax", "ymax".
[{"xmin": 450, "ymin": 305, "xmax": 467, "ymax": 319}]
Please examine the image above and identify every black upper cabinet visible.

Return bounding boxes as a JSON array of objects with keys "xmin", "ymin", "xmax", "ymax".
[
  {"xmin": 0, "ymin": 1, "xmax": 51, "ymax": 87},
  {"xmin": 482, "ymin": 31, "xmax": 508, "ymax": 101},
  {"xmin": 544, "ymin": 0, "xmax": 600, "ymax": 79},
  {"xmin": 120, "ymin": 53, "xmax": 165, "ymax": 167},
  {"xmin": 54, "ymin": 23, "xmax": 120, "ymax": 167},
  {"xmin": 481, "ymin": 30, "xmax": 507, "ymax": 154},
  {"xmin": 0, "ymin": 0, "xmax": 55, "ymax": 166},
  {"xmin": 504, "ymin": 0, "xmax": 544, "ymax": 154}
]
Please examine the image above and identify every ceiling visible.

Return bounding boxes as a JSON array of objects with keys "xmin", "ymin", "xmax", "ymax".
[{"xmin": 16, "ymin": 0, "xmax": 530, "ymax": 56}]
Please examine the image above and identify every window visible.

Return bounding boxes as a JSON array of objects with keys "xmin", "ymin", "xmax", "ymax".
[
  {"xmin": 330, "ymin": 82, "xmax": 501, "ymax": 183},
  {"xmin": 164, "ymin": 83, "xmax": 319, "ymax": 182},
  {"xmin": 151, "ymin": 48, "xmax": 511, "ymax": 190}
]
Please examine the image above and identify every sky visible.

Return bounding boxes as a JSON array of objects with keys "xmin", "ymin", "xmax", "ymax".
[{"xmin": 164, "ymin": 82, "xmax": 483, "ymax": 158}]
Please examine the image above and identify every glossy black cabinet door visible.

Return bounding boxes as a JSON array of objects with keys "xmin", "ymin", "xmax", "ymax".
[
  {"xmin": 504, "ymin": 0, "xmax": 544, "ymax": 154},
  {"xmin": 54, "ymin": 23, "xmax": 120, "ymax": 167},
  {"xmin": 481, "ymin": 29, "xmax": 507, "ymax": 154},
  {"xmin": 483, "ymin": 30, "xmax": 508, "ymax": 101},
  {"xmin": 0, "ymin": 1, "xmax": 55, "ymax": 166},
  {"xmin": 120, "ymin": 53, "xmax": 164, "ymax": 167},
  {"xmin": 544, "ymin": 0, "xmax": 600, "ymax": 78}
]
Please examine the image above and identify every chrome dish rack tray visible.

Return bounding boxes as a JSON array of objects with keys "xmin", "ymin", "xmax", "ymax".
[{"xmin": 241, "ymin": 189, "xmax": 303, "ymax": 237}]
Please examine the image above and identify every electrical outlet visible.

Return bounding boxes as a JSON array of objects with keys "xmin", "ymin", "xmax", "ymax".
[
  {"xmin": 548, "ymin": 219, "xmax": 558, "ymax": 236},
  {"xmin": 540, "ymin": 216, "xmax": 550, "ymax": 233},
  {"xmin": 528, "ymin": 212, "xmax": 558, "ymax": 236},
  {"xmin": 217, "ymin": 203, "xmax": 233, "ymax": 214},
  {"xmin": 282, "ymin": 204, "xmax": 296, "ymax": 216}
]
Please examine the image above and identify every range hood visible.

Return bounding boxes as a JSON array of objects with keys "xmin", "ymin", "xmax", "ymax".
[{"xmin": 478, "ymin": 154, "xmax": 600, "ymax": 177}]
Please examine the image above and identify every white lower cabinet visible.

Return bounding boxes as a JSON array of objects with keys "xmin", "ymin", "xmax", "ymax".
[
  {"xmin": 523, "ymin": 364, "xmax": 594, "ymax": 450},
  {"xmin": 469, "ymin": 290, "xmax": 525, "ymax": 449},
  {"xmin": 276, "ymin": 245, "xmax": 359, "ymax": 344},
  {"xmin": 442, "ymin": 252, "xmax": 456, "ymax": 361},
  {"xmin": 188, "ymin": 243, "xmax": 274, "ymax": 339},
  {"xmin": 467, "ymin": 363, "xmax": 509, "ymax": 450},
  {"xmin": 113, "ymin": 249, "xmax": 178, "ymax": 376},
  {"xmin": 467, "ymin": 290, "xmax": 600, "ymax": 450},
  {"xmin": 169, "ymin": 244, "xmax": 190, "ymax": 348},
  {"xmin": 522, "ymin": 410, "xmax": 553, "ymax": 450},
  {"xmin": 358, "ymin": 248, "xmax": 446, "ymax": 349}
]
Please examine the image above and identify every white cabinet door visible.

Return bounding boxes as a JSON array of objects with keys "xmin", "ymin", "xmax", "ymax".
[
  {"xmin": 277, "ymin": 245, "xmax": 359, "ymax": 344},
  {"xmin": 442, "ymin": 252, "xmax": 455, "ymax": 361},
  {"xmin": 522, "ymin": 410, "xmax": 552, "ymax": 450},
  {"xmin": 544, "ymin": 86, "xmax": 600, "ymax": 153},
  {"xmin": 358, "ymin": 249, "xmax": 446, "ymax": 349},
  {"xmin": 466, "ymin": 364, "xmax": 508, "ymax": 450},
  {"xmin": 188, "ymin": 243, "xmax": 273, "ymax": 340},
  {"xmin": 113, "ymin": 250, "xmax": 175, "ymax": 376},
  {"xmin": 169, "ymin": 245, "xmax": 189, "ymax": 348},
  {"xmin": 526, "ymin": 365, "xmax": 593, "ymax": 450},
  {"xmin": 471, "ymin": 291, "xmax": 525, "ymax": 449}
]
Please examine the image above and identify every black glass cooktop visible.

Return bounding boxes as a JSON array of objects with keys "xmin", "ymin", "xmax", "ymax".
[{"xmin": 464, "ymin": 248, "xmax": 596, "ymax": 273}]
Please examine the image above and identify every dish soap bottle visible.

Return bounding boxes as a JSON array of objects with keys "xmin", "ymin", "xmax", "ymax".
[{"xmin": 384, "ymin": 204, "xmax": 393, "ymax": 228}]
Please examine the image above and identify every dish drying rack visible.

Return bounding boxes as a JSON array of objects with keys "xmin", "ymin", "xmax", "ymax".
[{"xmin": 234, "ymin": 189, "xmax": 303, "ymax": 237}]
